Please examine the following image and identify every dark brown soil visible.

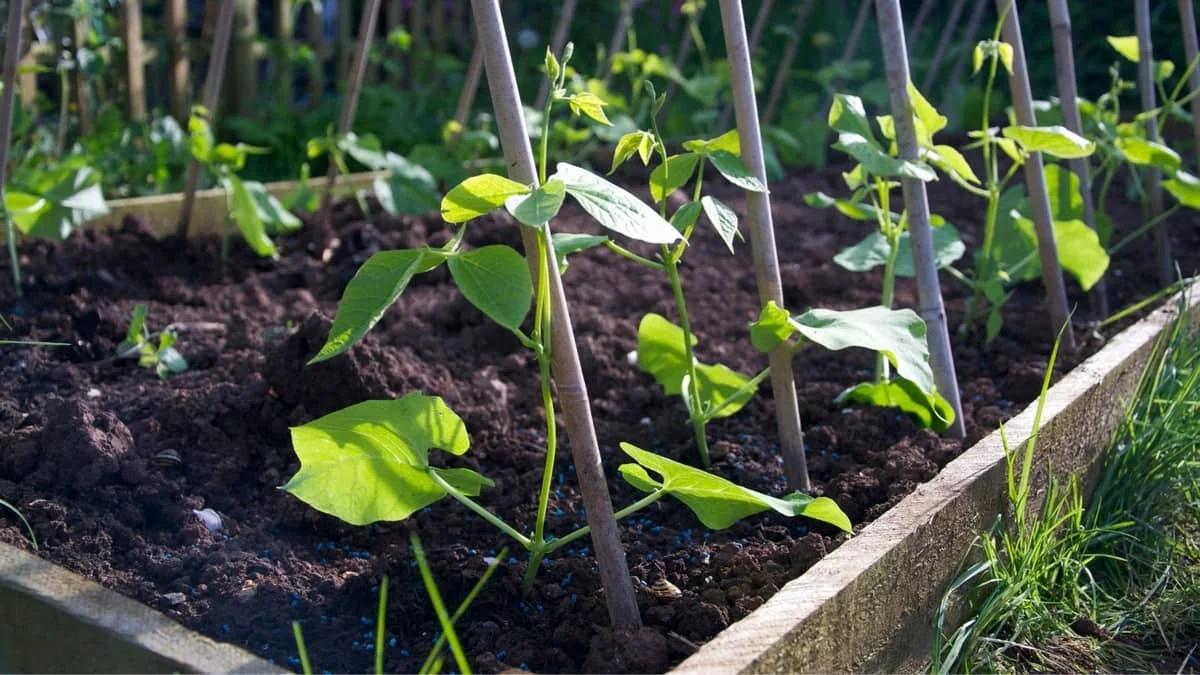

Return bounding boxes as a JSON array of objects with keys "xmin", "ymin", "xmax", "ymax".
[{"xmin": 1, "ymin": 164, "xmax": 1196, "ymax": 674}]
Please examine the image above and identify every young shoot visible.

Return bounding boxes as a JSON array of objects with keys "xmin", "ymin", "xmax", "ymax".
[
  {"xmin": 305, "ymin": 128, "xmax": 442, "ymax": 218},
  {"xmin": 285, "ymin": 45, "xmax": 850, "ymax": 596},
  {"xmin": 116, "ymin": 303, "xmax": 188, "ymax": 380},
  {"xmin": 186, "ymin": 106, "xmax": 300, "ymax": 260},
  {"xmin": 805, "ymin": 90, "xmax": 964, "ymax": 430}
]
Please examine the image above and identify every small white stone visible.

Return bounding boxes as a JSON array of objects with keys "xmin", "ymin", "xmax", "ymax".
[
  {"xmin": 626, "ymin": 350, "xmax": 638, "ymax": 366},
  {"xmin": 86, "ymin": 388, "xmax": 101, "ymax": 399},
  {"xmin": 639, "ymin": 417, "xmax": 652, "ymax": 426},
  {"xmin": 483, "ymin": 556, "xmax": 498, "ymax": 566},
  {"xmin": 193, "ymin": 508, "xmax": 223, "ymax": 532},
  {"xmin": 163, "ymin": 592, "xmax": 187, "ymax": 606}
]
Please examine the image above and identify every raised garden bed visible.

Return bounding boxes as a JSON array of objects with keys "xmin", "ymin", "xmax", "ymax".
[{"xmin": 1, "ymin": 164, "xmax": 1197, "ymax": 673}]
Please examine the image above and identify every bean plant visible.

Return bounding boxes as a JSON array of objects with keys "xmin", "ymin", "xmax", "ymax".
[
  {"xmin": 305, "ymin": 128, "xmax": 442, "ymax": 218},
  {"xmin": 186, "ymin": 106, "xmax": 301, "ymax": 259},
  {"xmin": 284, "ymin": 46, "xmax": 850, "ymax": 595},
  {"xmin": 804, "ymin": 89, "xmax": 963, "ymax": 430},
  {"xmin": 116, "ymin": 304, "xmax": 188, "ymax": 380}
]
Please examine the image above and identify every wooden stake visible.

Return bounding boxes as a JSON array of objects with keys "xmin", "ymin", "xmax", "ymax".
[
  {"xmin": 1048, "ymin": 0, "xmax": 1108, "ymax": 317},
  {"xmin": 176, "ymin": 0, "xmax": 237, "ymax": 240},
  {"xmin": 122, "ymin": 0, "xmax": 147, "ymax": 121},
  {"xmin": 166, "ymin": 0, "xmax": 190, "ymax": 124},
  {"xmin": 664, "ymin": 0, "xmax": 706, "ymax": 105},
  {"xmin": 600, "ymin": 0, "xmax": 637, "ymax": 89},
  {"xmin": 995, "ymin": 0, "xmax": 1075, "ymax": 350},
  {"xmin": 718, "ymin": 0, "xmax": 810, "ymax": 490},
  {"xmin": 941, "ymin": 0, "xmax": 987, "ymax": 93},
  {"xmin": 717, "ymin": 0, "xmax": 773, "ymax": 131},
  {"xmin": 1136, "ymin": 0, "xmax": 1172, "ymax": 288},
  {"xmin": 534, "ymin": 0, "xmax": 579, "ymax": 110},
  {"xmin": 276, "ymin": 0, "xmax": 295, "ymax": 107},
  {"xmin": 73, "ymin": 13, "xmax": 94, "ymax": 133},
  {"xmin": 1, "ymin": 0, "xmax": 28, "ymax": 292},
  {"xmin": 469, "ymin": 0, "xmax": 642, "ymax": 630},
  {"xmin": 762, "ymin": 0, "xmax": 816, "ymax": 128},
  {"xmin": 821, "ymin": 0, "xmax": 872, "ymax": 116},
  {"xmin": 337, "ymin": 0, "xmax": 354, "ymax": 89},
  {"xmin": 454, "ymin": 41, "xmax": 485, "ymax": 127},
  {"xmin": 307, "ymin": 1, "xmax": 326, "ymax": 107},
  {"xmin": 874, "ymin": 0, "xmax": 965, "ymax": 439},
  {"xmin": 918, "ymin": 0, "xmax": 966, "ymax": 94},
  {"xmin": 907, "ymin": 0, "xmax": 936, "ymax": 48},
  {"xmin": 1180, "ymin": 0, "xmax": 1200, "ymax": 170},
  {"xmin": 17, "ymin": 17, "xmax": 35, "ymax": 112},
  {"xmin": 228, "ymin": 0, "xmax": 259, "ymax": 118},
  {"xmin": 320, "ymin": 0, "xmax": 384, "ymax": 222}
]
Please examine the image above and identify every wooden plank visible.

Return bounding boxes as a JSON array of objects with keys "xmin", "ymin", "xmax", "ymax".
[{"xmin": 122, "ymin": 0, "xmax": 147, "ymax": 121}]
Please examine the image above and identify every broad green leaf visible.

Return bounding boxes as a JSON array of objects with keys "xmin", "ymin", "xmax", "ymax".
[
  {"xmin": 1002, "ymin": 125, "xmax": 1095, "ymax": 158},
  {"xmin": 552, "ymin": 232, "xmax": 608, "ymax": 273},
  {"xmin": 9, "ymin": 168, "xmax": 109, "ymax": 239},
  {"xmin": 700, "ymin": 196, "xmax": 740, "ymax": 254},
  {"xmin": 671, "ymin": 201, "xmax": 703, "ymax": 233},
  {"xmin": 833, "ymin": 224, "xmax": 965, "ymax": 277},
  {"xmin": 836, "ymin": 380, "xmax": 955, "ymax": 432},
  {"xmin": 789, "ymin": 306, "xmax": 937, "ymax": 396},
  {"xmin": 283, "ymin": 395, "xmax": 481, "ymax": 526},
  {"xmin": 441, "ymin": 174, "xmax": 530, "ymax": 223},
  {"xmin": 682, "ymin": 129, "xmax": 742, "ymax": 156},
  {"xmin": 649, "ymin": 152, "xmax": 702, "ymax": 203},
  {"xmin": 927, "ymin": 145, "xmax": 980, "ymax": 184},
  {"xmin": 833, "ymin": 132, "xmax": 937, "ymax": 181},
  {"xmin": 618, "ymin": 443, "xmax": 851, "ymax": 531},
  {"xmin": 611, "ymin": 131, "xmax": 653, "ymax": 174},
  {"xmin": 907, "ymin": 80, "xmax": 948, "ymax": 138},
  {"xmin": 1107, "ymin": 35, "xmax": 1140, "ymax": 63},
  {"xmin": 244, "ymin": 181, "xmax": 303, "ymax": 234},
  {"xmin": 708, "ymin": 150, "xmax": 767, "ymax": 192},
  {"xmin": 1115, "ymin": 137, "xmax": 1182, "ymax": 172},
  {"xmin": 567, "ymin": 92, "xmax": 613, "ymax": 126},
  {"xmin": 637, "ymin": 313, "xmax": 757, "ymax": 419},
  {"xmin": 1044, "ymin": 163, "xmax": 1083, "ymax": 220},
  {"xmin": 554, "ymin": 162, "xmax": 680, "ymax": 244},
  {"xmin": 504, "ymin": 179, "xmax": 566, "ymax": 227},
  {"xmin": 828, "ymin": 94, "xmax": 878, "ymax": 145},
  {"xmin": 338, "ymin": 132, "xmax": 390, "ymax": 170},
  {"xmin": 1164, "ymin": 170, "xmax": 1200, "ymax": 208},
  {"xmin": 311, "ymin": 249, "xmax": 434, "ymax": 363},
  {"xmin": 750, "ymin": 301, "xmax": 794, "ymax": 352},
  {"xmin": 447, "ymin": 246, "xmax": 532, "ymax": 331},
  {"xmin": 375, "ymin": 154, "xmax": 441, "ymax": 216},
  {"xmin": 224, "ymin": 176, "xmax": 277, "ymax": 258},
  {"xmin": 1014, "ymin": 216, "xmax": 1110, "ymax": 291}
]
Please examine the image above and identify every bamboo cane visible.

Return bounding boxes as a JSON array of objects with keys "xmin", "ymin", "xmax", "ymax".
[
  {"xmin": 337, "ymin": 0, "xmax": 353, "ymax": 89},
  {"xmin": 762, "ymin": 0, "xmax": 815, "ymax": 128},
  {"xmin": 454, "ymin": 41, "xmax": 485, "ymax": 127},
  {"xmin": 469, "ymin": 0, "xmax": 642, "ymax": 630},
  {"xmin": 1, "ymin": 0, "xmax": 28, "ymax": 293},
  {"xmin": 319, "ymin": 0, "xmax": 384, "ymax": 224},
  {"xmin": 874, "ymin": 0, "xmax": 965, "ymax": 439},
  {"xmin": 919, "ymin": 0, "xmax": 966, "ymax": 94},
  {"xmin": 1136, "ymin": 0, "xmax": 1172, "ymax": 288},
  {"xmin": 940, "ymin": 0, "xmax": 987, "ymax": 94},
  {"xmin": 600, "ymin": 0, "xmax": 637, "ymax": 89},
  {"xmin": 907, "ymin": 0, "xmax": 936, "ymax": 49},
  {"xmin": 1048, "ymin": 0, "xmax": 1108, "ymax": 317},
  {"xmin": 535, "ymin": 0, "xmax": 580, "ymax": 110},
  {"xmin": 664, "ymin": 0, "xmax": 706, "ymax": 104},
  {"xmin": 276, "ymin": 0, "xmax": 295, "ymax": 107},
  {"xmin": 307, "ymin": 0, "xmax": 325, "ymax": 106},
  {"xmin": 717, "ymin": 0, "xmax": 810, "ymax": 490},
  {"xmin": 176, "ymin": 0, "xmax": 236, "ymax": 240},
  {"xmin": 1179, "ymin": 0, "xmax": 1200, "ymax": 169},
  {"xmin": 122, "ymin": 0, "xmax": 147, "ymax": 121},
  {"xmin": 717, "ymin": 0, "xmax": 773, "ymax": 131},
  {"xmin": 995, "ymin": 0, "xmax": 1075, "ymax": 350},
  {"xmin": 820, "ymin": 0, "xmax": 872, "ymax": 117},
  {"xmin": 166, "ymin": 0, "xmax": 189, "ymax": 124}
]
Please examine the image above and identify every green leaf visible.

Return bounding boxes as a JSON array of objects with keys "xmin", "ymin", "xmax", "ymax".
[
  {"xmin": 907, "ymin": 81, "xmax": 948, "ymax": 138},
  {"xmin": 1014, "ymin": 216, "xmax": 1110, "ymax": 291},
  {"xmin": 997, "ymin": 42, "xmax": 1014, "ymax": 74},
  {"xmin": 447, "ymin": 246, "xmax": 533, "ymax": 331},
  {"xmin": 1043, "ymin": 163, "xmax": 1083, "ymax": 220},
  {"xmin": 836, "ymin": 380, "xmax": 955, "ymax": 432},
  {"xmin": 833, "ymin": 133, "xmax": 937, "ymax": 181},
  {"xmin": 1115, "ymin": 137, "xmax": 1182, "ymax": 172},
  {"xmin": 611, "ymin": 131, "xmax": 654, "ymax": 174},
  {"xmin": 224, "ymin": 175, "xmax": 277, "ymax": 258},
  {"xmin": 707, "ymin": 150, "xmax": 767, "ymax": 192},
  {"xmin": 567, "ymin": 92, "xmax": 613, "ymax": 126},
  {"xmin": 504, "ymin": 179, "xmax": 566, "ymax": 227},
  {"xmin": 544, "ymin": 47, "xmax": 561, "ymax": 82},
  {"xmin": 750, "ymin": 301, "xmax": 794, "ymax": 352},
  {"xmin": 700, "ymin": 196, "xmax": 741, "ymax": 254},
  {"xmin": 441, "ymin": 174, "xmax": 530, "ymax": 224},
  {"xmin": 649, "ymin": 153, "xmax": 702, "ymax": 203},
  {"xmin": 1107, "ymin": 35, "xmax": 1140, "ymax": 63},
  {"xmin": 1164, "ymin": 170, "xmax": 1200, "ymax": 208},
  {"xmin": 833, "ymin": 224, "xmax": 964, "ymax": 277},
  {"xmin": 339, "ymin": 132, "xmax": 389, "ymax": 170},
  {"xmin": 554, "ymin": 163, "xmax": 681, "ymax": 244},
  {"xmin": 283, "ymin": 395, "xmax": 481, "ymax": 526},
  {"xmin": 552, "ymin": 232, "xmax": 608, "ymax": 273},
  {"xmin": 1002, "ymin": 125, "xmax": 1095, "ymax": 159},
  {"xmin": 374, "ymin": 154, "xmax": 441, "ymax": 216},
  {"xmin": 244, "ymin": 181, "xmax": 303, "ymax": 234},
  {"xmin": 637, "ymin": 313, "xmax": 757, "ymax": 419},
  {"xmin": 682, "ymin": 129, "xmax": 742, "ymax": 156},
  {"xmin": 927, "ymin": 144, "xmax": 980, "ymax": 184},
  {"xmin": 188, "ymin": 112, "xmax": 214, "ymax": 162},
  {"xmin": 8, "ymin": 168, "xmax": 109, "ymax": 240},
  {"xmin": 311, "ymin": 249, "xmax": 438, "ymax": 363},
  {"xmin": 618, "ymin": 443, "xmax": 852, "ymax": 531},
  {"xmin": 671, "ymin": 201, "xmax": 703, "ymax": 233},
  {"xmin": 828, "ymin": 94, "xmax": 878, "ymax": 145}
]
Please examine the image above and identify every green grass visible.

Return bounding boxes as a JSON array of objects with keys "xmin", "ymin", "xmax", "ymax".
[{"xmin": 933, "ymin": 294, "xmax": 1200, "ymax": 674}]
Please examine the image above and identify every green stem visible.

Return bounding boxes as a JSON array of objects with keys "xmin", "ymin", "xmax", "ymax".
[
  {"xmin": 664, "ymin": 244, "xmax": 710, "ymax": 466},
  {"xmin": 1109, "ymin": 204, "xmax": 1181, "ymax": 256},
  {"xmin": 876, "ymin": 232, "xmax": 900, "ymax": 382},
  {"xmin": 604, "ymin": 240, "xmax": 664, "ymax": 270},
  {"xmin": 962, "ymin": 186, "xmax": 1001, "ymax": 335},
  {"xmin": 2, "ymin": 196, "xmax": 18, "ymax": 294},
  {"xmin": 428, "ymin": 471, "xmax": 532, "ymax": 549},
  {"xmin": 421, "ymin": 547, "xmax": 509, "ymax": 674},
  {"xmin": 702, "ymin": 364, "xmax": 772, "ymax": 422},
  {"xmin": 544, "ymin": 490, "xmax": 666, "ymax": 553}
]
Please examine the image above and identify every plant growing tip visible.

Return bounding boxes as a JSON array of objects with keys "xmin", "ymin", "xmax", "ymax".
[{"xmin": 116, "ymin": 304, "xmax": 189, "ymax": 380}]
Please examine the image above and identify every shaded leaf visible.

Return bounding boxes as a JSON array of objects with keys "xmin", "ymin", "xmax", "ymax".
[
  {"xmin": 836, "ymin": 379, "xmax": 955, "ymax": 432},
  {"xmin": 447, "ymin": 246, "xmax": 533, "ymax": 331}
]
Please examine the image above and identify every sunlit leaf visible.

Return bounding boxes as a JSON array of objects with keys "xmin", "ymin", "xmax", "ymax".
[
  {"xmin": 554, "ymin": 163, "xmax": 680, "ymax": 244},
  {"xmin": 441, "ymin": 174, "xmax": 530, "ymax": 223},
  {"xmin": 1107, "ymin": 35, "xmax": 1140, "ymax": 63},
  {"xmin": 1002, "ymin": 125, "xmax": 1095, "ymax": 158},
  {"xmin": 637, "ymin": 313, "xmax": 756, "ymax": 419}
]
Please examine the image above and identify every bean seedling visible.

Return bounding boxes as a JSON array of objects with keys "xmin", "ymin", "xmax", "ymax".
[{"xmin": 116, "ymin": 303, "xmax": 188, "ymax": 380}]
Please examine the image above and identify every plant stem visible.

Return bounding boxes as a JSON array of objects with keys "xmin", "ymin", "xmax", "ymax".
[
  {"xmin": 664, "ymin": 245, "xmax": 710, "ymax": 465},
  {"xmin": 762, "ymin": 0, "xmax": 816, "ymax": 128},
  {"xmin": 429, "ymin": 471, "xmax": 532, "ymax": 549},
  {"xmin": 534, "ymin": 0, "xmax": 578, "ymax": 110},
  {"xmin": 604, "ymin": 241, "xmax": 663, "ymax": 270},
  {"xmin": 702, "ymin": 363, "xmax": 773, "ymax": 422},
  {"xmin": 0, "ymin": 0, "xmax": 29, "ymax": 295},
  {"xmin": 1135, "ymin": 0, "xmax": 1173, "ymax": 288},
  {"xmin": 545, "ymin": 490, "xmax": 665, "ymax": 553},
  {"xmin": 1109, "ymin": 204, "xmax": 1181, "ymax": 257},
  {"xmin": 531, "ymin": 236, "xmax": 557, "ymax": 549},
  {"xmin": 876, "ymin": 230, "xmax": 900, "ymax": 382}
]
